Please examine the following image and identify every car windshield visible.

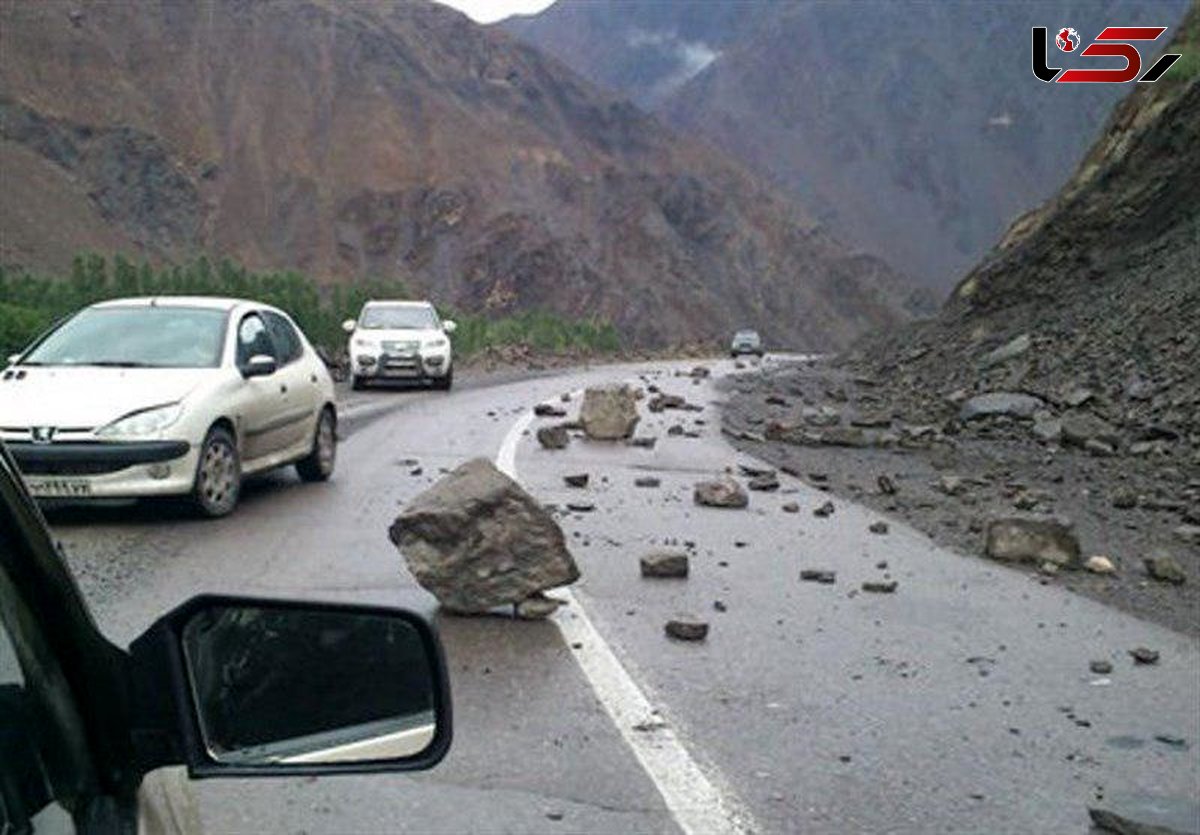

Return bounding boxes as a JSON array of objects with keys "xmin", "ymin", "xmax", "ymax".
[
  {"xmin": 735, "ymin": 331, "xmax": 759, "ymax": 340},
  {"xmin": 360, "ymin": 306, "xmax": 437, "ymax": 330},
  {"xmin": 21, "ymin": 306, "xmax": 227, "ymax": 369}
]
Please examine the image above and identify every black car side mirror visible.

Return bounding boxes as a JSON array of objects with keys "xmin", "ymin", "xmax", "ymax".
[
  {"xmin": 127, "ymin": 595, "xmax": 451, "ymax": 778},
  {"xmin": 241, "ymin": 355, "xmax": 277, "ymax": 379}
]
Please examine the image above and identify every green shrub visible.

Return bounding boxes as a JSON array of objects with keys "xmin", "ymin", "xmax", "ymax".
[{"xmin": 0, "ymin": 254, "xmax": 621, "ymax": 361}]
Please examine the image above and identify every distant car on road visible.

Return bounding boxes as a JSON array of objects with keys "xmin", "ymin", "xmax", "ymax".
[
  {"xmin": 0, "ymin": 297, "xmax": 337, "ymax": 517},
  {"xmin": 730, "ymin": 329, "xmax": 764, "ymax": 358},
  {"xmin": 343, "ymin": 300, "xmax": 457, "ymax": 391}
]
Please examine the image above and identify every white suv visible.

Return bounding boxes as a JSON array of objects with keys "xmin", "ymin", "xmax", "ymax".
[{"xmin": 344, "ymin": 301, "xmax": 457, "ymax": 391}]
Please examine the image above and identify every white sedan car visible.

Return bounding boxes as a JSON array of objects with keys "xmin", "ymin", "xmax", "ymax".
[
  {"xmin": 344, "ymin": 300, "xmax": 456, "ymax": 390},
  {"xmin": 0, "ymin": 297, "xmax": 337, "ymax": 517}
]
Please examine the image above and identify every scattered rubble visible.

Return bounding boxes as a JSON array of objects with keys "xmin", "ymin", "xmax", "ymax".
[
  {"xmin": 634, "ymin": 476, "xmax": 662, "ymax": 488},
  {"xmin": 537, "ymin": 425, "xmax": 570, "ymax": 450},
  {"xmin": 665, "ymin": 619, "xmax": 709, "ymax": 641},
  {"xmin": 534, "ymin": 403, "xmax": 568, "ymax": 418},
  {"xmin": 694, "ymin": 478, "xmax": 749, "ymax": 509},
  {"xmin": 389, "ymin": 458, "xmax": 579, "ymax": 614},
  {"xmin": 1085, "ymin": 556, "xmax": 1117, "ymax": 575},
  {"xmin": 813, "ymin": 501, "xmax": 835, "ymax": 518},
  {"xmin": 748, "ymin": 472, "xmax": 780, "ymax": 491},
  {"xmin": 1090, "ymin": 660, "xmax": 1114, "ymax": 675},
  {"xmin": 641, "ymin": 552, "xmax": 689, "ymax": 578},
  {"xmin": 862, "ymin": 580, "xmax": 898, "ymax": 593},
  {"xmin": 781, "ymin": 502, "xmax": 800, "ymax": 513},
  {"xmin": 1144, "ymin": 555, "xmax": 1187, "ymax": 585},
  {"xmin": 563, "ymin": 473, "xmax": 589, "ymax": 488},
  {"xmin": 1129, "ymin": 647, "xmax": 1160, "ymax": 665},
  {"xmin": 800, "ymin": 569, "xmax": 836, "ymax": 584},
  {"xmin": 868, "ymin": 521, "xmax": 890, "ymax": 535}
]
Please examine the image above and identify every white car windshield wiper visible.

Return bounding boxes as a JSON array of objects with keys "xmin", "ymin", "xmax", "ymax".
[{"xmin": 88, "ymin": 360, "xmax": 156, "ymax": 368}]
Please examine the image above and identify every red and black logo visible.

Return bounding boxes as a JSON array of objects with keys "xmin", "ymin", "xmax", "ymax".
[{"xmin": 1033, "ymin": 26, "xmax": 1181, "ymax": 83}]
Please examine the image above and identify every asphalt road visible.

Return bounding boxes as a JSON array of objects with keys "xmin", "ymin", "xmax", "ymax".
[{"xmin": 49, "ymin": 358, "xmax": 1200, "ymax": 834}]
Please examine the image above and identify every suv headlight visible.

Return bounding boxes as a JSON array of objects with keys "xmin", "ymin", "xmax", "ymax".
[
  {"xmin": 425, "ymin": 338, "xmax": 448, "ymax": 350},
  {"xmin": 97, "ymin": 403, "xmax": 183, "ymax": 438},
  {"xmin": 354, "ymin": 338, "xmax": 377, "ymax": 350}
]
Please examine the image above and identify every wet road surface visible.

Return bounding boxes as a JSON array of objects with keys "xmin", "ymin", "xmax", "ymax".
[{"xmin": 48, "ymin": 358, "xmax": 1200, "ymax": 834}]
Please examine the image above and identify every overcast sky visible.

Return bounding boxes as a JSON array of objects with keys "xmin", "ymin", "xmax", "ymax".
[{"xmin": 434, "ymin": 0, "xmax": 557, "ymax": 24}]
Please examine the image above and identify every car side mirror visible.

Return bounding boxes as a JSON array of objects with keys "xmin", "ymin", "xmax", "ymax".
[
  {"xmin": 127, "ymin": 595, "xmax": 451, "ymax": 778},
  {"xmin": 6, "ymin": 354, "xmax": 19, "ymax": 366},
  {"xmin": 342, "ymin": 319, "xmax": 357, "ymax": 334},
  {"xmin": 442, "ymin": 320, "xmax": 457, "ymax": 335},
  {"xmin": 242, "ymin": 355, "xmax": 277, "ymax": 378}
]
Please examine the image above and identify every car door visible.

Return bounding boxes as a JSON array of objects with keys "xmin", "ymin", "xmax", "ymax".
[
  {"xmin": 260, "ymin": 311, "xmax": 319, "ymax": 454},
  {"xmin": 233, "ymin": 312, "xmax": 289, "ymax": 465}
]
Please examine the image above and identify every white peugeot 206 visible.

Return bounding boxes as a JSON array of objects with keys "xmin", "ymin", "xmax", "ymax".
[{"xmin": 0, "ymin": 297, "xmax": 337, "ymax": 517}]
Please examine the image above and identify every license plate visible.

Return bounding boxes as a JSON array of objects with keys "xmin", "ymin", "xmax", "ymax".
[{"xmin": 27, "ymin": 478, "xmax": 93, "ymax": 497}]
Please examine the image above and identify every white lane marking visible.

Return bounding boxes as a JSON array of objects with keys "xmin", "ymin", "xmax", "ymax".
[{"xmin": 497, "ymin": 391, "xmax": 755, "ymax": 835}]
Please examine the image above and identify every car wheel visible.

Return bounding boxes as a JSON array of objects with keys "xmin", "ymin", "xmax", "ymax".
[
  {"xmin": 351, "ymin": 375, "xmax": 366, "ymax": 391},
  {"xmin": 192, "ymin": 426, "xmax": 240, "ymax": 518},
  {"xmin": 297, "ymin": 407, "xmax": 336, "ymax": 482},
  {"xmin": 437, "ymin": 367, "xmax": 453, "ymax": 391}
]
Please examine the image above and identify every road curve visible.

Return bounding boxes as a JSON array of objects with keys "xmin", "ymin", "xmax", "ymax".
[{"xmin": 50, "ymin": 357, "xmax": 1200, "ymax": 834}]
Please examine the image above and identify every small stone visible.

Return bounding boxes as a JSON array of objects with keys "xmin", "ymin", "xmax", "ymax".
[
  {"xmin": 534, "ymin": 403, "xmax": 568, "ymax": 418},
  {"xmin": 634, "ymin": 476, "xmax": 662, "ymax": 488},
  {"xmin": 1144, "ymin": 555, "xmax": 1187, "ymax": 585},
  {"xmin": 877, "ymin": 475, "xmax": 897, "ymax": 495},
  {"xmin": 665, "ymin": 619, "xmax": 709, "ymax": 641},
  {"xmin": 800, "ymin": 569, "xmax": 836, "ymax": 584},
  {"xmin": 713, "ymin": 600, "xmax": 727, "ymax": 612},
  {"xmin": 748, "ymin": 472, "xmax": 780, "ymax": 492},
  {"xmin": 640, "ymin": 552, "xmax": 689, "ymax": 579},
  {"xmin": 629, "ymin": 436, "xmax": 658, "ymax": 448},
  {"xmin": 1089, "ymin": 660, "xmax": 1113, "ymax": 675},
  {"xmin": 868, "ymin": 521, "xmax": 890, "ymax": 535},
  {"xmin": 545, "ymin": 811, "xmax": 564, "ymax": 821},
  {"xmin": 1111, "ymin": 488, "xmax": 1139, "ymax": 509},
  {"xmin": 566, "ymin": 502, "xmax": 595, "ymax": 513},
  {"xmin": 537, "ymin": 425, "xmax": 570, "ymax": 450},
  {"xmin": 563, "ymin": 473, "xmax": 589, "ymax": 488},
  {"xmin": 862, "ymin": 580, "xmax": 898, "ymax": 593},
  {"xmin": 813, "ymin": 501, "xmax": 835, "ymax": 518},
  {"xmin": 781, "ymin": 502, "xmax": 800, "ymax": 513},
  {"xmin": 1084, "ymin": 555, "xmax": 1116, "ymax": 575},
  {"xmin": 1154, "ymin": 734, "xmax": 1186, "ymax": 748},
  {"xmin": 694, "ymin": 478, "xmax": 749, "ymax": 509},
  {"xmin": 1129, "ymin": 647, "xmax": 1160, "ymax": 665}
]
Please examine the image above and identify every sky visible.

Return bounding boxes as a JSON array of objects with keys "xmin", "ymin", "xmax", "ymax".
[{"xmin": 434, "ymin": 0, "xmax": 557, "ymax": 24}]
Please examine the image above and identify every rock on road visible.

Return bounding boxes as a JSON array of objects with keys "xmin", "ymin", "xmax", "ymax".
[{"xmin": 49, "ymin": 358, "xmax": 1200, "ymax": 834}]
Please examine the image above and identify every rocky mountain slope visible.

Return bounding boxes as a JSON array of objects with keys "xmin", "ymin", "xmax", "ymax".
[
  {"xmin": 0, "ymin": 0, "xmax": 917, "ymax": 349},
  {"xmin": 506, "ymin": 0, "xmax": 1191, "ymax": 289}
]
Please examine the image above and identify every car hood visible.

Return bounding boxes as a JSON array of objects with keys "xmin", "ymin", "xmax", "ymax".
[{"xmin": 0, "ymin": 367, "xmax": 216, "ymax": 429}]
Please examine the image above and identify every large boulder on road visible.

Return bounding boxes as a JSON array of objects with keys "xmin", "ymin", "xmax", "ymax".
[
  {"xmin": 388, "ymin": 458, "xmax": 580, "ymax": 613},
  {"xmin": 580, "ymin": 384, "xmax": 640, "ymax": 440}
]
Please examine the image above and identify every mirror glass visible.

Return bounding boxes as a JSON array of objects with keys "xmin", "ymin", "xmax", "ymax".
[{"xmin": 181, "ymin": 604, "xmax": 437, "ymax": 766}]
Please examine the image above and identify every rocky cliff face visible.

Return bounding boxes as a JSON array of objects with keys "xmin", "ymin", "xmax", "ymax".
[
  {"xmin": 507, "ymin": 0, "xmax": 1191, "ymax": 289},
  {"xmin": 0, "ymin": 0, "xmax": 917, "ymax": 349}
]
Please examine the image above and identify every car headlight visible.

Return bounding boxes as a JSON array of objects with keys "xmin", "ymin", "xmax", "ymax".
[
  {"xmin": 97, "ymin": 403, "xmax": 183, "ymax": 438},
  {"xmin": 425, "ymin": 338, "xmax": 448, "ymax": 350},
  {"xmin": 353, "ymin": 338, "xmax": 376, "ymax": 350}
]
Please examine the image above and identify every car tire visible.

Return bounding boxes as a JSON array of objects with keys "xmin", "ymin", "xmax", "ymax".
[
  {"xmin": 191, "ymin": 426, "xmax": 241, "ymax": 518},
  {"xmin": 296, "ymin": 407, "xmax": 337, "ymax": 482},
  {"xmin": 351, "ymin": 375, "xmax": 366, "ymax": 391},
  {"xmin": 436, "ymin": 367, "xmax": 453, "ymax": 391}
]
